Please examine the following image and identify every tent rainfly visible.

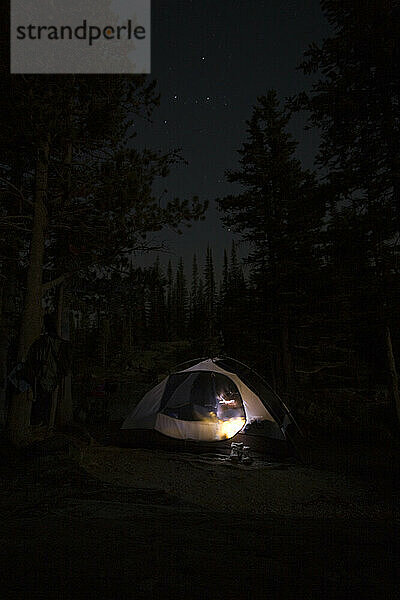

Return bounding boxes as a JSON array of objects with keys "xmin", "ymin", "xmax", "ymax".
[{"xmin": 122, "ymin": 358, "xmax": 301, "ymax": 445}]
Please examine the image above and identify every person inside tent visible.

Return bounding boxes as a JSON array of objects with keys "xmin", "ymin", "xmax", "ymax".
[
  {"xmin": 214, "ymin": 375, "xmax": 242, "ymax": 421},
  {"xmin": 191, "ymin": 372, "xmax": 218, "ymax": 421}
]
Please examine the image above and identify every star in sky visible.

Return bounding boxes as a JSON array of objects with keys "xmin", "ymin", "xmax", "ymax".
[{"xmin": 140, "ymin": 0, "xmax": 328, "ymax": 269}]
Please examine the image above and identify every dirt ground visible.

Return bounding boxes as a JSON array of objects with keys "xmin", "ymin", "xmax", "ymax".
[
  {"xmin": 0, "ymin": 434, "xmax": 398, "ymax": 599},
  {"xmin": 79, "ymin": 446, "xmax": 395, "ymax": 520}
]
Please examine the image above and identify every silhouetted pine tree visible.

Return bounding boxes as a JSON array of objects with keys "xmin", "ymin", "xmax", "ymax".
[
  {"xmin": 195, "ymin": 276, "xmax": 209, "ymax": 348},
  {"xmin": 148, "ymin": 257, "xmax": 167, "ymax": 341},
  {"xmin": 166, "ymin": 260, "xmax": 175, "ymax": 339},
  {"xmin": 175, "ymin": 258, "xmax": 188, "ymax": 339},
  {"xmin": 229, "ymin": 241, "xmax": 245, "ymax": 293},
  {"xmin": 292, "ymin": 0, "xmax": 400, "ymax": 421},
  {"xmin": 204, "ymin": 246, "xmax": 216, "ymax": 335},
  {"xmin": 190, "ymin": 254, "xmax": 199, "ymax": 310},
  {"xmin": 217, "ymin": 244, "xmax": 251, "ymax": 363},
  {"xmin": 219, "ymin": 91, "xmax": 324, "ymax": 389},
  {"xmin": 221, "ymin": 249, "xmax": 229, "ymax": 300},
  {"xmin": 189, "ymin": 254, "xmax": 200, "ymax": 333}
]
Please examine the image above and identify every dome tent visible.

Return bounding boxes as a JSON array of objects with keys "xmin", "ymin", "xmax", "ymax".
[{"xmin": 122, "ymin": 358, "xmax": 302, "ymax": 451}]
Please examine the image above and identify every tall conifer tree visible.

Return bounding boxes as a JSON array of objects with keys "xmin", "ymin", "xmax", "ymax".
[{"xmin": 219, "ymin": 91, "xmax": 323, "ymax": 388}]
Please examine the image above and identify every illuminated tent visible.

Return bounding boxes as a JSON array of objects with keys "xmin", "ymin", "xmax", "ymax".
[{"xmin": 122, "ymin": 358, "xmax": 301, "ymax": 445}]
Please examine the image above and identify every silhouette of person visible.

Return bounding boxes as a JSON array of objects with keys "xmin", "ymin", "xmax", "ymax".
[{"xmin": 25, "ymin": 313, "xmax": 72, "ymax": 427}]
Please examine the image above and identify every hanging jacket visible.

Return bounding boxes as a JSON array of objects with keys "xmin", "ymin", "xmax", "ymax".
[{"xmin": 24, "ymin": 334, "xmax": 72, "ymax": 396}]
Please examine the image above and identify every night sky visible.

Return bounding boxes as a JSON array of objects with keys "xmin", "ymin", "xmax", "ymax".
[{"xmin": 136, "ymin": 0, "xmax": 331, "ymax": 273}]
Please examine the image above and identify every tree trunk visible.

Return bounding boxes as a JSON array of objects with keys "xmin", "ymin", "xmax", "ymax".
[
  {"xmin": 6, "ymin": 136, "xmax": 50, "ymax": 445},
  {"xmin": 0, "ymin": 283, "xmax": 5, "ymax": 425},
  {"xmin": 0, "ymin": 250, "xmax": 18, "ymax": 426},
  {"xmin": 0, "ymin": 164, "xmax": 24, "ymax": 426},
  {"xmin": 55, "ymin": 283, "xmax": 74, "ymax": 427},
  {"xmin": 385, "ymin": 325, "xmax": 400, "ymax": 427},
  {"xmin": 280, "ymin": 305, "xmax": 293, "ymax": 391},
  {"xmin": 52, "ymin": 104, "xmax": 75, "ymax": 428}
]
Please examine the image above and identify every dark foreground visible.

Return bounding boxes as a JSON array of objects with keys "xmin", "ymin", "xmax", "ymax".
[{"xmin": 0, "ymin": 435, "xmax": 398, "ymax": 600}]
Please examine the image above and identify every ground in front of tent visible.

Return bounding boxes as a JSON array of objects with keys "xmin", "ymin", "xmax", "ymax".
[
  {"xmin": 99, "ymin": 419, "xmax": 293, "ymax": 458},
  {"xmin": 0, "ymin": 433, "xmax": 397, "ymax": 600}
]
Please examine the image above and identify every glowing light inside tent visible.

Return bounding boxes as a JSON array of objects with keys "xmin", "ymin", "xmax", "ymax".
[
  {"xmin": 218, "ymin": 397, "xmax": 237, "ymax": 406},
  {"xmin": 215, "ymin": 416, "xmax": 246, "ymax": 440}
]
